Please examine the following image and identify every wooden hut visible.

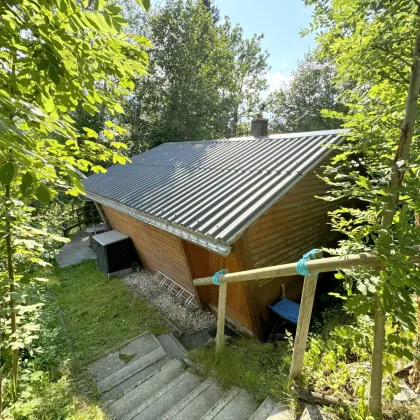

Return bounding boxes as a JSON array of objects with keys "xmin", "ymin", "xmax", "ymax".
[{"xmin": 84, "ymin": 123, "xmax": 346, "ymax": 339}]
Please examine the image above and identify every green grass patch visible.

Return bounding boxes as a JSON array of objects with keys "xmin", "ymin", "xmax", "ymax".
[
  {"xmin": 6, "ymin": 260, "xmax": 171, "ymax": 419},
  {"xmin": 50, "ymin": 260, "xmax": 170, "ymax": 365},
  {"xmin": 190, "ymin": 338, "xmax": 292, "ymax": 404}
]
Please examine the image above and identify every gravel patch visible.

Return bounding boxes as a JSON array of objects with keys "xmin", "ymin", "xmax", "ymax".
[{"xmin": 123, "ymin": 269, "xmax": 216, "ymax": 333}]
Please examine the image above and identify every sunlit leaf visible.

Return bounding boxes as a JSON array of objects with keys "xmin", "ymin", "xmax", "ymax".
[{"xmin": 83, "ymin": 127, "xmax": 98, "ymax": 139}]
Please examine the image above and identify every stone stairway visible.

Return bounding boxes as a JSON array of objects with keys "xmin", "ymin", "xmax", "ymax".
[{"xmin": 89, "ymin": 332, "xmax": 325, "ymax": 420}]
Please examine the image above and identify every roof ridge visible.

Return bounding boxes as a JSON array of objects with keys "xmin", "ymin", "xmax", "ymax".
[{"xmin": 159, "ymin": 128, "xmax": 348, "ymax": 145}]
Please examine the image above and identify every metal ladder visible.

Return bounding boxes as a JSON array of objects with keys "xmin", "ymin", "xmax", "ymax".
[{"xmin": 152, "ymin": 271, "xmax": 198, "ymax": 307}]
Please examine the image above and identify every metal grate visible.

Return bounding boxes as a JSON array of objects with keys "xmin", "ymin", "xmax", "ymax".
[
  {"xmin": 178, "ymin": 328, "xmax": 214, "ymax": 351},
  {"xmin": 152, "ymin": 271, "xmax": 198, "ymax": 308}
]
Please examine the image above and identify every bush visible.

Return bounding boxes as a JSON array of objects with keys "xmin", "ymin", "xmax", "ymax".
[{"xmin": 1, "ymin": 287, "xmax": 103, "ymax": 419}]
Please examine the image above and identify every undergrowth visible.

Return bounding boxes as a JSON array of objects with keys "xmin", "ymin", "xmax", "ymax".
[
  {"xmin": 190, "ymin": 307, "xmax": 420, "ymax": 420},
  {"xmin": 2, "ymin": 287, "xmax": 104, "ymax": 419}
]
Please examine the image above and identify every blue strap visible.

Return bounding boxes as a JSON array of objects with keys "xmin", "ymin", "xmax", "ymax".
[
  {"xmin": 296, "ymin": 249, "xmax": 321, "ymax": 276},
  {"xmin": 212, "ymin": 269, "xmax": 227, "ymax": 286}
]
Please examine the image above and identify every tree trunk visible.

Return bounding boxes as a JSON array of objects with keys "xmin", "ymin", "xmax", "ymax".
[{"xmin": 368, "ymin": 4, "xmax": 420, "ymax": 418}]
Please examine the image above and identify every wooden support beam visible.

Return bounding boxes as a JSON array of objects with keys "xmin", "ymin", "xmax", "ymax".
[
  {"xmin": 290, "ymin": 250, "xmax": 322, "ymax": 381},
  {"xmin": 215, "ymin": 281, "xmax": 228, "ymax": 356},
  {"xmin": 193, "ymin": 251, "xmax": 420, "ymax": 286}
]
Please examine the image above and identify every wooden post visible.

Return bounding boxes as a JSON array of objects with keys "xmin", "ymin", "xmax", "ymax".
[
  {"xmin": 290, "ymin": 251, "xmax": 322, "ymax": 381},
  {"xmin": 215, "ymin": 270, "xmax": 229, "ymax": 356}
]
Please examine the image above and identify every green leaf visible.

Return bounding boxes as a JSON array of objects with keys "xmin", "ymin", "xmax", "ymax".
[
  {"xmin": 69, "ymin": 173, "xmax": 85, "ymax": 194},
  {"xmin": 139, "ymin": 0, "xmax": 150, "ymax": 11},
  {"xmin": 104, "ymin": 129, "xmax": 114, "ymax": 139},
  {"xmin": 111, "ymin": 141, "xmax": 128, "ymax": 149},
  {"xmin": 106, "ymin": 4, "xmax": 122, "ymax": 15},
  {"xmin": 20, "ymin": 171, "xmax": 34, "ymax": 195},
  {"xmin": 48, "ymin": 66, "xmax": 61, "ymax": 85},
  {"xmin": 35, "ymin": 183, "xmax": 51, "ymax": 204},
  {"xmin": 114, "ymin": 103, "xmax": 124, "ymax": 114},
  {"xmin": 20, "ymin": 274, "xmax": 31, "ymax": 284},
  {"xmin": 0, "ymin": 162, "xmax": 15, "ymax": 185},
  {"xmin": 94, "ymin": 0, "xmax": 106, "ymax": 11},
  {"xmin": 37, "ymin": 58, "xmax": 49, "ymax": 71},
  {"xmin": 83, "ymin": 127, "xmax": 98, "ymax": 139},
  {"xmin": 82, "ymin": 102, "xmax": 99, "ymax": 116}
]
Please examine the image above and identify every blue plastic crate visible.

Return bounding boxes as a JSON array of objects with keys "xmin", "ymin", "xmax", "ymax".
[{"xmin": 268, "ymin": 299, "xmax": 300, "ymax": 325}]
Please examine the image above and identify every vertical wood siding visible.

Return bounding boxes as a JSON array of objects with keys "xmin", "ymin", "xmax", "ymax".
[
  {"xmin": 182, "ymin": 240, "xmax": 253, "ymax": 330},
  {"xmin": 102, "ymin": 206, "xmax": 196, "ymax": 295},
  {"xmin": 245, "ymin": 169, "xmax": 332, "ymax": 326}
]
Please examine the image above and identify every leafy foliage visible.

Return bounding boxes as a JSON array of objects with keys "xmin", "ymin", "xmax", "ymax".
[
  {"xmin": 305, "ymin": 314, "xmax": 415, "ymax": 398},
  {"xmin": 305, "ymin": 0, "xmax": 420, "ymax": 331},
  {"xmin": 120, "ymin": 0, "xmax": 269, "ymax": 153},
  {"xmin": 304, "ymin": 0, "xmax": 420, "ymax": 416},
  {"xmin": 0, "ymin": 0, "xmax": 151, "ymax": 407},
  {"xmin": 266, "ymin": 52, "xmax": 346, "ymax": 133}
]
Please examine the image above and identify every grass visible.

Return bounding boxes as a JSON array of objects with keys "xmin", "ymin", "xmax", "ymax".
[
  {"xmin": 50, "ymin": 260, "xmax": 170, "ymax": 365},
  {"xmin": 190, "ymin": 338, "xmax": 293, "ymax": 405},
  {"xmin": 5, "ymin": 260, "xmax": 171, "ymax": 419},
  {"xmin": 189, "ymin": 334, "xmax": 420, "ymax": 420}
]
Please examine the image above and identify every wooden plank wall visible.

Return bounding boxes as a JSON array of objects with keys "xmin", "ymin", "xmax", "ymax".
[
  {"xmin": 182, "ymin": 240, "xmax": 253, "ymax": 330},
  {"xmin": 102, "ymin": 206, "xmax": 196, "ymax": 295},
  {"xmin": 245, "ymin": 169, "xmax": 333, "ymax": 327}
]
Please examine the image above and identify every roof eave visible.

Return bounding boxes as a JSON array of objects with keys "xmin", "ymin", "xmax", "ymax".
[{"xmin": 86, "ymin": 191, "xmax": 232, "ymax": 257}]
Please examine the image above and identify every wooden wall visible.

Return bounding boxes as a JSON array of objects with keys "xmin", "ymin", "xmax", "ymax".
[
  {"xmin": 102, "ymin": 206, "xmax": 196, "ymax": 296},
  {"xmin": 182, "ymin": 240, "xmax": 253, "ymax": 331},
  {"xmin": 244, "ymin": 169, "xmax": 333, "ymax": 329}
]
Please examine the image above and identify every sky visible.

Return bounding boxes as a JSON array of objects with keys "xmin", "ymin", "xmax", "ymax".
[{"xmin": 214, "ymin": 0, "xmax": 316, "ymax": 93}]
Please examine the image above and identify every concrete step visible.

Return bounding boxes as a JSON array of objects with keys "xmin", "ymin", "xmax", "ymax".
[
  {"xmin": 126, "ymin": 371, "xmax": 202, "ymax": 420},
  {"xmin": 300, "ymin": 404, "xmax": 328, "ymax": 420},
  {"xmin": 89, "ymin": 332, "xmax": 161, "ymax": 382},
  {"xmin": 161, "ymin": 377, "xmax": 223, "ymax": 420},
  {"xmin": 267, "ymin": 403, "xmax": 295, "ymax": 420},
  {"xmin": 107, "ymin": 358, "xmax": 184, "ymax": 419},
  {"xmin": 98, "ymin": 346, "xmax": 166, "ymax": 393},
  {"xmin": 156, "ymin": 333, "xmax": 186, "ymax": 358},
  {"xmin": 103, "ymin": 355, "xmax": 170, "ymax": 402},
  {"xmin": 249, "ymin": 397, "xmax": 280, "ymax": 420},
  {"xmin": 201, "ymin": 387, "xmax": 257, "ymax": 420}
]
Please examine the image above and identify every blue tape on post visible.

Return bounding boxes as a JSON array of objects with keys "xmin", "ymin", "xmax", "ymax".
[
  {"xmin": 212, "ymin": 269, "xmax": 227, "ymax": 286},
  {"xmin": 296, "ymin": 249, "xmax": 321, "ymax": 276}
]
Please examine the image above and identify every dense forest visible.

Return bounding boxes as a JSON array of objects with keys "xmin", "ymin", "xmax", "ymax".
[{"xmin": 74, "ymin": 0, "xmax": 345, "ymax": 155}]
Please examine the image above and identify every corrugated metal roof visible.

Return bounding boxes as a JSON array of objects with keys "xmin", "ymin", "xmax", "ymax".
[{"xmin": 84, "ymin": 129, "xmax": 346, "ymax": 256}]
